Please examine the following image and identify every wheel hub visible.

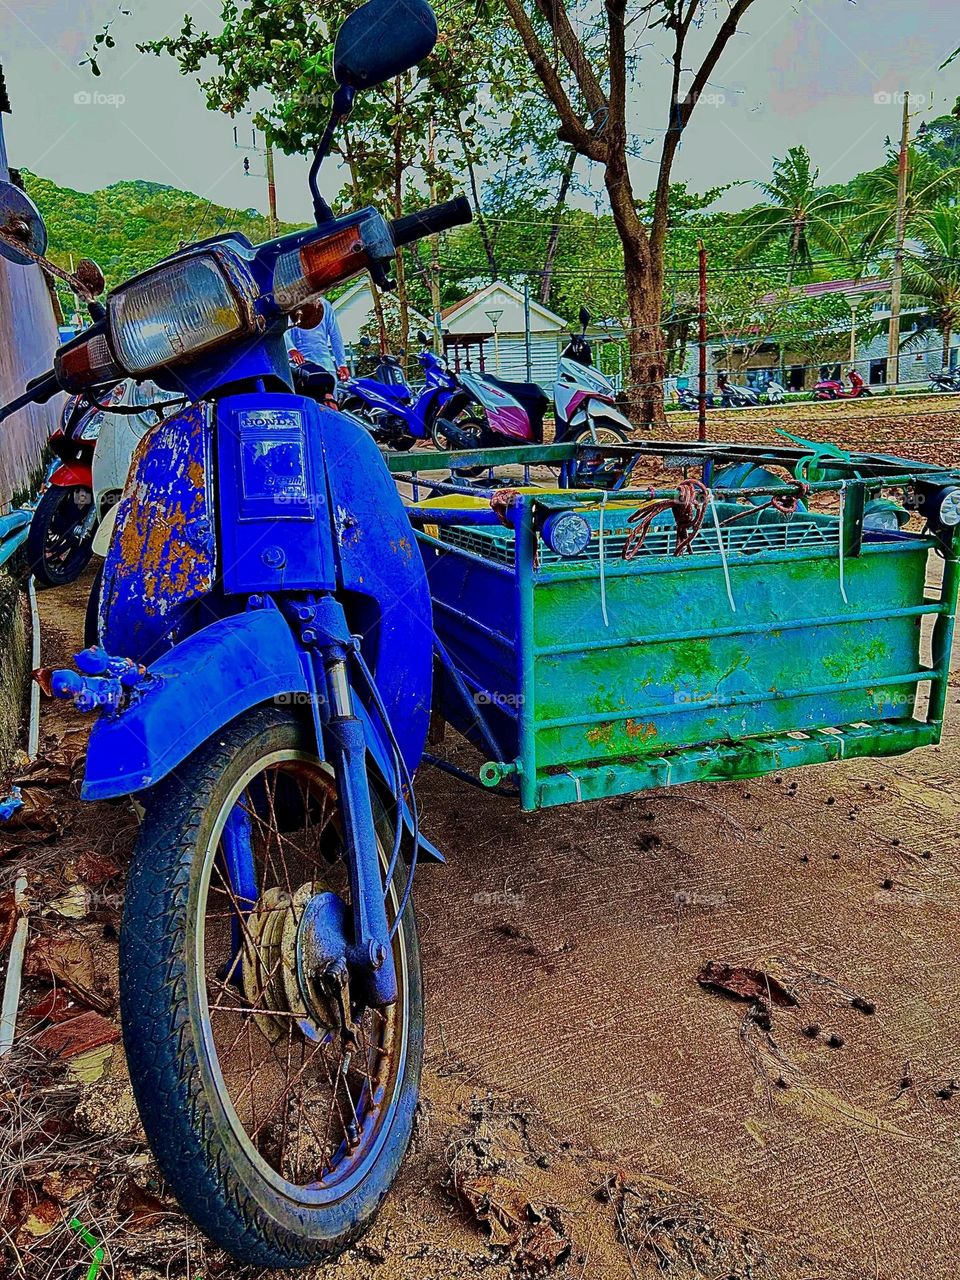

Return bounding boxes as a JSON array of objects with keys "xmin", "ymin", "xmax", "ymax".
[{"xmin": 240, "ymin": 883, "xmax": 348, "ymax": 1044}]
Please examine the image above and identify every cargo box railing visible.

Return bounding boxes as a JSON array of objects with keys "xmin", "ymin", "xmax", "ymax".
[{"xmin": 388, "ymin": 440, "xmax": 960, "ymax": 810}]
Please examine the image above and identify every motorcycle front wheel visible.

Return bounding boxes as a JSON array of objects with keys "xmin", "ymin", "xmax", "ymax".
[
  {"xmin": 26, "ymin": 485, "xmax": 94, "ymax": 587},
  {"xmin": 120, "ymin": 704, "xmax": 423, "ymax": 1268}
]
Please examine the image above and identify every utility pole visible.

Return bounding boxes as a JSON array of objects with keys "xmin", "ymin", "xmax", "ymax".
[
  {"xmin": 428, "ymin": 118, "xmax": 443, "ymax": 352},
  {"xmin": 265, "ymin": 137, "xmax": 278, "ymax": 238},
  {"xmin": 697, "ymin": 239, "xmax": 708, "ymax": 442},
  {"xmin": 886, "ymin": 92, "xmax": 910, "ymax": 390},
  {"xmin": 523, "ymin": 283, "xmax": 533, "ymax": 382}
]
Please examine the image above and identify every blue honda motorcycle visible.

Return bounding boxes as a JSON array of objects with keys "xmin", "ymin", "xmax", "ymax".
[
  {"xmin": 339, "ymin": 330, "xmax": 472, "ymax": 450},
  {"xmin": 0, "ymin": 0, "xmax": 470, "ymax": 1267}
]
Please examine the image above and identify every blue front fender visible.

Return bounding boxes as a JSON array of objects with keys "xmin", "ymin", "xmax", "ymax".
[
  {"xmin": 82, "ymin": 608, "xmax": 310, "ymax": 800},
  {"xmin": 80, "ymin": 607, "xmax": 444, "ymax": 862}
]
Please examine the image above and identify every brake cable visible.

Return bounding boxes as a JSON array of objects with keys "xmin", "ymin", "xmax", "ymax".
[{"xmin": 350, "ymin": 646, "xmax": 420, "ymax": 940}]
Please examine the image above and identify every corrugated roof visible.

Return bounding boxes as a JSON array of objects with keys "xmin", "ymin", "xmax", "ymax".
[{"xmin": 761, "ymin": 276, "xmax": 890, "ymax": 305}]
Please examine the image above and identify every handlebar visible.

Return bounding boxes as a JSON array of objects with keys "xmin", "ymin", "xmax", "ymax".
[
  {"xmin": 389, "ymin": 196, "xmax": 472, "ymax": 248},
  {"xmin": 0, "ymin": 369, "xmax": 60, "ymax": 425}
]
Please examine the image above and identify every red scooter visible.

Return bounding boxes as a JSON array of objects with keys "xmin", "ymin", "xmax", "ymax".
[
  {"xmin": 813, "ymin": 369, "xmax": 872, "ymax": 400},
  {"xmin": 25, "ymin": 383, "xmax": 123, "ymax": 586}
]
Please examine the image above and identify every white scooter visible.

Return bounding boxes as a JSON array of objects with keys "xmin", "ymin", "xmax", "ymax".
[
  {"xmin": 553, "ymin": 306, "xmax": 634, "ymax": 444},
  {"xmin": 432, "ymin": 306, "xmax": 635, "ymax": 453}
]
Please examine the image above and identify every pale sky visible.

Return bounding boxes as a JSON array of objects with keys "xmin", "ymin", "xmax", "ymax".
[{"xmin": 1, "ymin": 0, "xmax": 957, "ymax": 224}]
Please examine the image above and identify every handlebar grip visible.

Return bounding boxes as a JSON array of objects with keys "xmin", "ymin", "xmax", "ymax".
[
  {"xmin": 390, "ymin": 196, "xmax": 473, "ymax": 248},
  {"xmin": 25, "ymin": 371, "xmax": 61, "ymax": 404},
  {"xmin": 0, "ymin": 369, "xmax": 61, "ymax": 425}
]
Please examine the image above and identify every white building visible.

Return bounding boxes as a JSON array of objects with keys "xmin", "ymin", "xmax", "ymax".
[
  {"xmin": 438, "ymin": 281, "xmax": 571, "ymax": 387},
  {"xmin": 330, "ymin": 278, "xmax": 431, "ymax": 350}
]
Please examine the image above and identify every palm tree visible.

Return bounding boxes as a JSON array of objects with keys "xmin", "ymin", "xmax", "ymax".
[
  {"xmin": 737, "ymin": 146, "xmax": 851, "ymax": 280},
  {"xmin": 847, "ymin": 147, "xmax": 960, "ymax": 256},
  {"xmin": 900, "ymin": 206, "xmax": 960, "ymax": 367}
]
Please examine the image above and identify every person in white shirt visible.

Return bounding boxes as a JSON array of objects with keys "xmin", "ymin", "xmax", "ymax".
[{"xmin": 284, "ymin": 297, "xmax": 350, "ymax": 403}]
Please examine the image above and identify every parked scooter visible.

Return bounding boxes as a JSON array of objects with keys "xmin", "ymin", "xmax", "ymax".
[
  {"xmin": 676, "ymin": 385, "xmax": 715, "ymax": 410},
  {"xmin": 0, "ymin": 0, "xmax": 472, "ymax": 1266},
  {"xmin": 25, "ymin": 384, "xmax": 124, "ymax": 586},
  {"xmin": 339, "ymin": 331, "xmax": 475, "ymax": 449},
  {"xmin": 814, "ymin": 368, "xmax": 871, "ymax": 400},
  {"xmin": 929, "ymin": 368, "xmax": 960, "ymax": 393},
  {"xmin": 553, "ymin": 306, "xmax": 634, "ymax": 444},
  {"xmin": 433, "ymin": 307, "xmax": 632, "ymax": 451},
  {"xmin": 764, "ymin": 378, "xmax": 786, "ymax": 404},
  {"xmin": 717, "ymin": 371, "xmax": 761, "ymax": 408},
  {"xmin": 28, "ymin": 379, "xmax": 182, "ymax": 591}
]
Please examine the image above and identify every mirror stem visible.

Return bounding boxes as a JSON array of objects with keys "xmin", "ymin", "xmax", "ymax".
[{"xmin": 309, "ymin": 84, "xmax": 356, "ymax": 225}]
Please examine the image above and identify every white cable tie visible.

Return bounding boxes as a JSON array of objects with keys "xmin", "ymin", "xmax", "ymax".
[
  {"xmin": 598, "ymin": 491, "xmax": 610, "ymax": 628},
  {"xmin": 708, "ymin": 490, "xmax": 736, "ymax": 612},
  {"xmin": 838, "ymin": 481, "xmax": 849, "ymax": 604}
]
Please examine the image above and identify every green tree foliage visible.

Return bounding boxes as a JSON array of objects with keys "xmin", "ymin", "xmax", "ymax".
[
  {"xmin": 846, "ymin": 146, "xmax": 960, "ymax": 256},
  {"xmin": 737, "ymin": 146, "xmax": 851, "ymax": 280}
]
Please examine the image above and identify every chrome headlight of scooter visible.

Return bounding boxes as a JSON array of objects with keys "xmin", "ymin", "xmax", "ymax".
[{"xmin": 108, "ymin": 248, "xmax": 259, "ymax": 375}]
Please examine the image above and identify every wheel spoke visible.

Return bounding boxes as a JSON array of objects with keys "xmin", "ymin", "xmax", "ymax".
[{"xmin": 199, "ymin": 756, "xmax": 402, "ymax": 1193}]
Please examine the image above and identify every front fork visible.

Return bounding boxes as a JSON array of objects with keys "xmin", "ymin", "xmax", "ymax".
[
  {"xmin": 316, "ymin": 645, "xmax": 398, "ymax": 1009},
  {"xmin": 223, "ymin": 601, "xmax": 399, "ymax": 1011}
]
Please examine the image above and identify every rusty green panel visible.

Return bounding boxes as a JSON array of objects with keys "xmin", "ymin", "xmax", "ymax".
[
  {"xmin": 420, "ymin": 500, "xmax": 958, "ymax": 811},
  {"xmin": 531, "ymin": 541, "xmax": 933, "ymax": 771}
]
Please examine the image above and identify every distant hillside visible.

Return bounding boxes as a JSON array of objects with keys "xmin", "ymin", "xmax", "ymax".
[{"xmin": 18, "ymin": 170, "xmax": 308, "ymax": 294}]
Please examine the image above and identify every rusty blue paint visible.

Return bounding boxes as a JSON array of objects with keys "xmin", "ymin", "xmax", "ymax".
[{"xmin": 100, "ymin": 401, "xmax": 216, "ymax": 664}]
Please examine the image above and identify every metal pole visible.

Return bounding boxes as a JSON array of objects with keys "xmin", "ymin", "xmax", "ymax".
[
  {"xmin": 265, "ymin": 137, "xmax": 278, "ymax": 238},
  {"xmin": 887, "ymin": 92, "xmax": 910, "ymax": 391},
  {"xmin": 523, "ymin": 283, "xmax": 533, "ymax": 381},
  {"xmin": 428, "ymin": 118, "xmax": 443, "ymax": 354},
  {"xmin": 697, "ymin": 239, "xmax": 708, "ymax": 441}
]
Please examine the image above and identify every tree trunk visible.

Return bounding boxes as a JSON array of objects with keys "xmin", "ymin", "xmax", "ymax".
[
  {"xmin": 455, "ymin": 117, "xmax": 498, "ymax": 279},
  {"xmin": 540, "ymin": 146, "xmax": 576, "ymax": 306},
  {"xmin": 393, "ymin": 77, "xmax": 410, "ymax": 360},
  {"xmin": 943, "ymin": 322, "xmax": 952, "ymax": 369},
  {"xmin": 342, "ymin": 130, "xmax": 388, "ymax": 349},
  {"xmin": 605, "ymin": 161, "xmax": 665, "ymax": 428}
]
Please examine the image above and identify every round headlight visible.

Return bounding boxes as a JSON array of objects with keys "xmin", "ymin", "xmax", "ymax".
[
  {"xmin": 542, "ymin": 511, "xmax": 591, "ymax": 558},
  {"xmin": 939, "ymin": 487, "xmax": 960, "ymax": 526}
]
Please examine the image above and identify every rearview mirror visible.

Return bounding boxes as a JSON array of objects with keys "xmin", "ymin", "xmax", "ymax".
[
  {"xmin": 74, "ymin": 258, "xmax": 105, "ymax": 299},
  {"xmin": 417, "ymin": 329, "xmax": 428, "ymax": 344},
  {"xmin": 0, "ymin": 182, "xmax": 47, "ymax": 265},
  {"xmin": 334, "ymin": 0, "xmax": 438, "ymax": 89},
  {"xmin": 360, "ymin": 335, "xmax": 372, "ymax": 349},
  {"xmin": 579, "ymin": 306, "xmax": 591, "ymax": 329}
]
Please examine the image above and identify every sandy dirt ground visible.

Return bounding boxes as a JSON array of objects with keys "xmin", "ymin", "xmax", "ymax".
[{"xmin": 2, "ymin": 400, "xmax": 960, "ymax": 1280}]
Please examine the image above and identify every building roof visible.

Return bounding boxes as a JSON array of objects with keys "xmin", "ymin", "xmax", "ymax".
[
  {"xmin": 441, "ymin": 281, "xmax": 567, "ymax": 334},
  {"xmin": 761, "ymin": 276, "xmax": 890, "ymax": 305}
]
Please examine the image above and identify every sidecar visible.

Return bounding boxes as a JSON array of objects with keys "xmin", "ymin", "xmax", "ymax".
[{"xmin": 388, "ymin": 441, "xmax": 960, "ymax": 812}]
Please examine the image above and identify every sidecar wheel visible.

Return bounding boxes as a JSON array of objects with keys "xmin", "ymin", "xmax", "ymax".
[{"xmin": 120, "ymin": 704, "xmax": 423, "ymax": 1268}]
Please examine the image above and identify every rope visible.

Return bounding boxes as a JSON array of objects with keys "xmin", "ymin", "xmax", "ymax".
[
  {"xmin": 0, "ymin": 225, "xmax": 99, "ymax": 301},
  {"xmin": 621, "ymin": 479, "xmax": 709, "ymax": 561}
]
